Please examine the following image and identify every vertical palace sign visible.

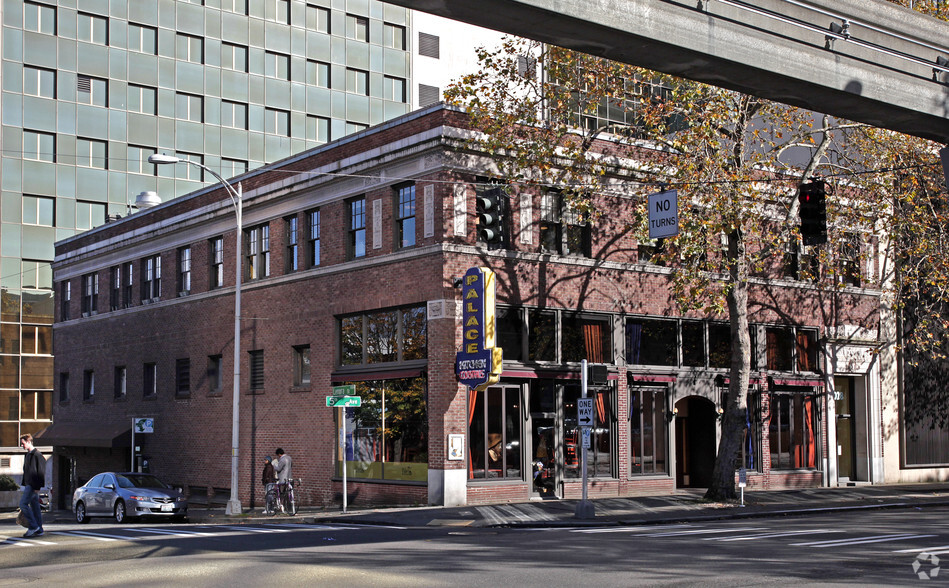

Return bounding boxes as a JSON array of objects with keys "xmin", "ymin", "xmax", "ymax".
[{"xmin": 455, "ymin": 267, "xmax": 503, "ymax": 390}]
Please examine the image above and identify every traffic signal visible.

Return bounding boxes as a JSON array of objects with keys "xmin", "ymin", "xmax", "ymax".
[
  {"xmin": 798, "ymin": 180, "xmax": 827, "ymax": 246},
  {"xmin": 476, "ymin": 187, "xmax": 505, "ymax": 247}
]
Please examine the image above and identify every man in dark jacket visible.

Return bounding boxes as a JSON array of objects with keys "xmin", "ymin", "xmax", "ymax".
[{"xmin": 19, "ymin": 433, "xmax": 45, "ymax": 537}]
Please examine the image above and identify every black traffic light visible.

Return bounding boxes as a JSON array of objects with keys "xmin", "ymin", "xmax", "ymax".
[
  {"xmin": 476, "ymin": 187, "xmax": 505, "ymax": 247},
  {"xmin": 798, "ymin": 180, "xmax": 827, "ymax": 246}
]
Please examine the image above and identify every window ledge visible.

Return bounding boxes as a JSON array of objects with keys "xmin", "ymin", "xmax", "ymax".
[{"xmin": 289, "ymin": 385, "xmax": 311, "ymax": 394}]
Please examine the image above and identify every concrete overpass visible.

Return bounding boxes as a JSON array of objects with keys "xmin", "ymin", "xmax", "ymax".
[{"xmin": 393, "ymin": 0, "xmax": 949, "ymax": 142}]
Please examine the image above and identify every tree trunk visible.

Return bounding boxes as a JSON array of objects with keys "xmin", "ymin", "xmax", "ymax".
[{"xmin": 705, "ymin": 230, "xmax": 752, "ymax": 501}]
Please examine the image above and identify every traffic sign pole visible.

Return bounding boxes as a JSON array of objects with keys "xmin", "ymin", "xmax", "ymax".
[
  {"xmin": 342, "ymin": 406, "xmax": 347, "ymax": 513},
  {"xmin": 326, "ymin": 387, "xmax": 359, "ymax": 513},
  {"xmin": 575, "ymin": 360, "xmax": 595, "ymax": 519}
]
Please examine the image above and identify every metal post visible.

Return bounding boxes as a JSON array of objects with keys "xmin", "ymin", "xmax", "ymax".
[
  {"xmin": 341, "ymin": 407, "xmax": 348, "ymax": 513},
  {"xmin": 225, "ymin": 182, "xmax": 243, "ymax": 516},
  {"xmin": 130, "ymin": 418, "xmax": 136, "ymax": 472},
  {"xmin": 575, "ymin": 359, "xmax": 595, "ymax": 519}
]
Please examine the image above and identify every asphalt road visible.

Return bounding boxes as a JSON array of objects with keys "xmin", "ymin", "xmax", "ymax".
[{"xmin": 0, "ymin": 507, "xmax": 945, "ymax": 586}]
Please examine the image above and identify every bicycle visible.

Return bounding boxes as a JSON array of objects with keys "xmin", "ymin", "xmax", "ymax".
[{"xmin": 265, "ymin": 478, "xmax": 299, "ymax": 515}]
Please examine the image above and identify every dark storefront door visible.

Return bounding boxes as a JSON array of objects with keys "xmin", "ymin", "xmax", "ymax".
[
  {"xmin": 530, "ymin": 382, "xmax": 560, "ymax": 498},
  {"xmin": 675, "ymin": 396, "xmax": 717, "ymax": 488},
  {"xmin": 835, "ymin": 376, "xmax": 856, "ymax": 481}
]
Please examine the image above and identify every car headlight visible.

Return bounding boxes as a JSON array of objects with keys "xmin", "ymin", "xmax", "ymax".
[{"xmin": 128, "ymin": 495, "xmax": 149, "ymax": 502}]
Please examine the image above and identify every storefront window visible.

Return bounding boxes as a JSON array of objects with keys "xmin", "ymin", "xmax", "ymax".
[
  {"xmin": 496, "ymin": 306, "xmax": 524, "ymax": 361},
  {"xmin": 468, "ymin": 386, "xmax": 522, "ymax": 480},
  {"xmin": 766, "ymin": 327, "xmax": 793, "ymax": 371},
  {"xmin": 562, "ymin": 314, "xmax": 611, "ymax": 363},
  {"xmin": 626, "ymin": 318, "xmax": 676, "ymax": 366},
  {"xmin": 682, "ymin": 320, "xmax": 704, "ymax": 367},
  {"xmin": 338, "ymin": 377, "xmax": 427, "ymax": 482},
  {"xmin": 630, "ymin": 387, "xmax": 668, "ymax": 475},
  {"xmin": 338, "ymin": 305, "xmax": 427, "ymax": 367},
  {"xmin": 768, "ymin": 392, "xmax": 819, "ymax": 470},
  {"xmin": 562, "ymin": 385, "xmax": 613, "ymax": 479},
  {"xmin": 528, "ymin": 309, "xmax": 556, "ymax": 361}
]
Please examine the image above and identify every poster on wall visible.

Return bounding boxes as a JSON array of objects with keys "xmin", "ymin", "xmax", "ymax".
[{"xmin": 448, "ymin": 434, "xmax": 465, "ymax": 461}]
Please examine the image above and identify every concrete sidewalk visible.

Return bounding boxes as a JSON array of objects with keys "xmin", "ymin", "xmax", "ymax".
[{"xmin": 24, "ymin": 483, "xmax": 949, "ymax": 529}]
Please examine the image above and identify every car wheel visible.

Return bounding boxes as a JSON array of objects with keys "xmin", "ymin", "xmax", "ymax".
[
  {"xmin": 114, "ymin": 500, "xmax": 127, "ymax": 523},
  {"xmin": 75, "ymin": 501, "xmax": 90, "ymax": 524}
]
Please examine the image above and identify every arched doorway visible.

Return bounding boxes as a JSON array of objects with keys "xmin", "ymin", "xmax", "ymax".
[{"xmin": 675, "ymin": 396, "xmax": 717, "ymax": 488}]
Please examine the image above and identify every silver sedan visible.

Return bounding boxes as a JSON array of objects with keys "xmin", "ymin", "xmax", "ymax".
[{"xmin": 73, "ymin": 472, "xmax": 188, "ymax": 523}]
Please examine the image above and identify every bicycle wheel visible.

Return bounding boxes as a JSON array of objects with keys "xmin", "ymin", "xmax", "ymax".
[{"xmin": 287, "ymin": 485, "xmax": 297, "ymax": 516}]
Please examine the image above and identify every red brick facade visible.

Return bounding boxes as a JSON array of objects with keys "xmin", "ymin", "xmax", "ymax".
[{"xmin": 48, "ymin": 105, "xmax": 881, "ymax": 510}]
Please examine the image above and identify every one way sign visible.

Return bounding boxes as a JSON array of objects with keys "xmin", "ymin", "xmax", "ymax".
[{"xmin": 577, "ymin": 398, "xmax": 594, "ymax": 427}]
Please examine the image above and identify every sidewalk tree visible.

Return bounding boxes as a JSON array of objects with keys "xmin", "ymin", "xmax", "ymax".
[{"xmin": 446, "ymin": 37, "xmax": 946, "ymax": 499}]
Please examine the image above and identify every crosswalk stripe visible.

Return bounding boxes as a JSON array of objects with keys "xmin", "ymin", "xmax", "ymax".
[
  {"xmin": 894, "ymin": 544, "xmax": 949, "ymax": 553},
  {"xmin": 640, "ymin": 527, "xmax": 767, "ymax": 537},
  {"xmin": 573, "ymin": 524, "xmax": 697, "ymax": 534},
  {"xmin": 3, "ymin": 537, "xmax": 56, "ymax": 546},
  {"xmin": 133, "ymin": 527, "xmax": 214, "ymax": 536},
  {"xmin": 792, "ymin": 534, "xmax": 936, "ymax": 547},
  {"xmin": 215, "ymin": 525, "xmax": 289, "ymax": 533},
  {"xmin": 53, "ymin": 530, "xmax": 121, "ymax": 541},
  {"xmin": 706, "ymin": 530, "xmax": 836, "ymax": 542}
]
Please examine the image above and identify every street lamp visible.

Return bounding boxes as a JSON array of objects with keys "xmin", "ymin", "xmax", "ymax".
[{"xmin": 148, "ymin": 153, "xmax": 244, "ymax": 515}]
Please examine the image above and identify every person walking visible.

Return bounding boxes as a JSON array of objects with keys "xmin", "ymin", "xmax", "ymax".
[
  {"xmin": 19, "ymin": 434, "xmax": 45, "ymax": 538},
  {"xmin": 272, "ymin": 448, "xmax": 292, "ymax": 512}
]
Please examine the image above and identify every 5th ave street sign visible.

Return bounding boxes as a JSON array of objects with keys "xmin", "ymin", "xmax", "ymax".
[{"xmin": 326, "ymin": 395, "xmax": 362, "ymax": 407}]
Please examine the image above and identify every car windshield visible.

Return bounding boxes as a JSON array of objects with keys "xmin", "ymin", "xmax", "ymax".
[{"xmin": 115, "ymin": 474, "xmax": 169, "ymax": 489}]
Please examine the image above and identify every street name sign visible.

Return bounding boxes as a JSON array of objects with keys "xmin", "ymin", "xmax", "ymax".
[{"xmin": 326, "ymin": 396, "xmax": 361, "ymax": 407}]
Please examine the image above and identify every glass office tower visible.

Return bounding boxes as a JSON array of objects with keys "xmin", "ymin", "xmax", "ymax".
[{"xmin": 0, "ymin": 0, "xmax": 414, "ymax": 453}]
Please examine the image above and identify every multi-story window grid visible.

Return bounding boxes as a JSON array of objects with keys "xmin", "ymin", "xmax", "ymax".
[
  {"xmin": 178, "ymin": 246, "xmax": 192, "ymax": 294},
  {"xmin": 540, "ymin": 190, "xmax": 591, "ymax": 256},
  {"xmin": 286, "ymin": 216, "xmax": 299, "ymax": 272},
  {"xmin": 76, "ymin": 138, "xmax": 107, "ymax": 169},
  {"xmin": 78, "ymin": 12, "xmax": 108, "ymax": 45},
  {"xmin": 128, "ymin": 85, "xmax": 157, "ymax": 115},
  {"xmin": 208, "ymin": 355, "xmax": 223, "ymax": 393},
  {"xmin": 265, "ymin": 108, "xmax": 290, "ymax": 136},
  {"xmin": 113, "ymin": 366, "xmax": 127, "ymax": 399},
  {"xmin": 128, "ymin": 145, "xmax": 156, "ymax": 175},
  {"xmin": 24, "ymin": 1, "xmax": 56, "ymax": 35},
  {"xmin": 20, "ymin": 323, "xmax": 52, "ymax": 355},
  {"xmin": 60, "ymin": 282, "xmax": 70, "ymax": 321},
  {"xmin": 384, "ymin": 76, "xmax": 407, "ymax": 102},
  {"xmin": 784, "ymin": 239, "xmax": 819, "ymax": 282},
  {"xmin": 175, "ymin": 358, "xmax": 191, "ymax": 397},
  {"xmin": 170, "ymin": 152, "xmax": 203, "ymax": 181},
  {"xmin": 293, "ymin": 345, "xmax": 311, "ymax": 386},
  {"xmin": 75, "ymin": 201, "xmax": 106, "ymax": 231},
  {"xmin": 109, "ymin": 266, "xmax": 121, "ymax": 310},
  {"xmin": 23, "ymin": 130, "xmax": 55, "ymax": 162},
  {"xmin": 122, "ymin": 262, "xmax": 133, "ymax": 308},
  {"xmin": 143, "ymin": 363, "xmax": 157, "ymax": 398},
  {"xmin": 384, "ymin": 23, "xmax": 406, "ymax": 50},
  {"xmin": 210, "ymin": 237, "xmax": 224, "ymax": 289},
  {"xmin": 839, "ymin": 234, "xmax": 862, "ymax": 287},
  {"xmin": 176, "ymin": 33, "xmax": 204, "ymax": 64},
  {"xmin": 348, "ymin": 198, "xmax": 366, "ymax": 259},
  {"xmin": 396, "ymin": 184, "xmax": 416, "ymax": 248},
  {"xmin": 346, "ymin": 68, "xmax": 369, "ymax": 95},
  {"xmin": 246, "ymin": 225, "xmax": 270, "ymax": 280},
  {"xmin": 307, "ymin": 209, "xmax": 321, "ymax": 267},
  {"xmin": 23, "ymin": 195, "xmax": 54, "ymax": 226},
  {"xmin": 249, "ymin": 350, "xmax": 264, "ymax": 391},
  {"xmin": 307, "ymin": 5, "xmax": 330, "ymax": 33},
  {"xmin": 176, "ymin": 93, "xmax": 204, "ymax": 123},
  {"xmin": 224, "ymin": 0, "xmax": 247, "ymax": 13},
  {"xmin": 274, "ymin": 0, "xmax": 290, "ymax": 24},
  {"xmin": 23, "ymin": 66, "xmax": 55, "ymax": 98},
  {"xmin": 306, "ymin": 60, "xmax": 330, "ymax": 88},
  {"xmin": 141, "ymin": 255, "xmax": 161, "ymax": 301},
  {"xmin": 346, "ymin": 14, "xmax": 369, "ymax": 41},
  {"xmin": 266, "ymin": 51, "xmax": 290, "ymax": 80},
  {"xmin": 81, "ymin": 273, "xmax": 98, "ymax": 316},
  {"xmin": 222, "ymin": 42, "xmax": 248, "ymax": 72},
  {"xmin": 58, "ymin": 372, "xmax": 69, "ymax": 403},
  {"xmin": 82, "ymin": 370, "xmax": 95, "ymax": 401},
  {"xmin": 77, "ymin": 75, "xmax": 107, "ymax": 107},
  {"xmin": 221, "ymin": 100, "xmax": 248, "ymax": 129},
  {"xmin": 221, "ymin": 158, "xmax": 248, "ymax": 178},
  {"xmin": 306, "ymin": 116, "xmax": 330, "ymax": 143},
  {"xmin": 128, "ymin": 23, "xmax": 158, "ymax": 54}
]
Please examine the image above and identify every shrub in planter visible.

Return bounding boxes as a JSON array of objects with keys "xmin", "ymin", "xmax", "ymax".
[{"xmin": 0, "ymin": 475, "xmax": 18, "ymax": 491}]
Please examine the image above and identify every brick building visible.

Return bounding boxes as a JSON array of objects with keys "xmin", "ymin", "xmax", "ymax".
[{"xmin": 46, "ymin": 104, "xmax": 889, "ymax": 510}]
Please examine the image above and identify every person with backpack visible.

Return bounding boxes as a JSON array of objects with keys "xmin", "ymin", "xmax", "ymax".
[{"xmin": 19, "ymin": 434, "xmax": 46, "ymax": 537}]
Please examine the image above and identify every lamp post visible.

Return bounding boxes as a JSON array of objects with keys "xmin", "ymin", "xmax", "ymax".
[{"xmin": 148, "ymin": 153, "xmax": 244, "ymax": 515}]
